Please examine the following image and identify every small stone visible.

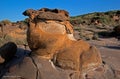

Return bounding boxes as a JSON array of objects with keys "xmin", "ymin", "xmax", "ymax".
[{"xmin": 0, "ymin": 55, "xmax": 5, "ymax": 63}]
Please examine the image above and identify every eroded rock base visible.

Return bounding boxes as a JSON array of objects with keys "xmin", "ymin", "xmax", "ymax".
[{"xmin": 1, "ymin": 51, "xmax": 119, "ymax": 79}]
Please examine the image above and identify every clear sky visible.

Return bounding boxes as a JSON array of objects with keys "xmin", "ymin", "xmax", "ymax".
[{"xmin": 0, "ymin": 0, "xmax": 120, "ymax": 22}]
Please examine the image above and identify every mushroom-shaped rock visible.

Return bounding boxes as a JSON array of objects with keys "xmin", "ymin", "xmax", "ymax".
[{"xmin": 23, "ymin": 8, "xmax": 102, "ymax": 72}]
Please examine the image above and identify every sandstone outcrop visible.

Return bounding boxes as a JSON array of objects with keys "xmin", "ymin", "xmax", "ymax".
[
  {"xmin": 53, "ymin": 46, "xmax": 102, "ymax": 72},
  {"xmin": 23, "ymin": 7, "xmax": 102, "ymax": 74},
  {"xmin": 1, "ymin": 47, "xmax": 118, "ymax": 79},
  {"xmin": 23, "ymin": 8, "xmax": 75, "ymax": 58}
]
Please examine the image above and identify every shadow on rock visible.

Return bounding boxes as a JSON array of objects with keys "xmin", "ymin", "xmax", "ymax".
[
  {"xmin": 0, "ymin": 42, "xmax": 31, "ymax": 78},
  {"xmin": 103, "ymin": 45, "xmax": 120, "ymax": 50},
  {"xmin": 98, "ymin": 31, "xmax": 114, "ymax": 38}
]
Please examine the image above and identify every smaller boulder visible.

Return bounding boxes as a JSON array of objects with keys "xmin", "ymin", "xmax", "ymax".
[
  {"xmin": 0, "ymin": 42, "xmax": 17, "ymax": 63},
  {"xmin": 53, "ymin": 44, "xmax": 102, "ymax": 72}
]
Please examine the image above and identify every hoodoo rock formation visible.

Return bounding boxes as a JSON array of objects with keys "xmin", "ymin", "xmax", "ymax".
[
  {"xmin": 23, "ymin": 8, "xmax": 75, "ymax": 58},
  {"xmin": 23, "ymin": 8, "xmax": 102, "ymax": 72}
]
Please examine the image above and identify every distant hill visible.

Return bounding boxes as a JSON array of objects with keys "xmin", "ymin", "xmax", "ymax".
[
  {"xmin": 70, "ymin": 10, "xmax": 120, "ymax": 40},
  {"xmin": 70, "ymin": 10, "xmax": 120, "ymax": 27}
]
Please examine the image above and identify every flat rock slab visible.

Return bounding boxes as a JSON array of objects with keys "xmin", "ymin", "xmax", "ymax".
[
  {"xmin": 0, "ymin": 48, "xmax": 31, "ymax": 79},
  {"xmin": 1, "ymin": 46, "xmax": 119, "ymax": 79},
  {"xmin": 88, "ymin": 38, "xmax": 120, "ymax": 79},
  {"xmin": 32, "ymin": 56, "xmax": 69, "ymax": 79},
  {"xmin": 99, "ymin": 47, "xmax": 120, "ymax": 70},
  {"xmin": 3, "ymin": 57, "xmax": 37, "ymax": 79}
]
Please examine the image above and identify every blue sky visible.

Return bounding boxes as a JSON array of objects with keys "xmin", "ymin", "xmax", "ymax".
[{"xmin": 0, "ymin": 0, "xmax": 120, "ymax": 22}]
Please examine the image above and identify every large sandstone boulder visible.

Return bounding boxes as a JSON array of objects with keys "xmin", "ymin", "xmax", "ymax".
[
  {"xmin": 23, "ymin": 8, "xmax": 75, "ymax": 58},
  {"xmin": 23, "ymin": 8, "xmax": 102, "ymax": 74}
]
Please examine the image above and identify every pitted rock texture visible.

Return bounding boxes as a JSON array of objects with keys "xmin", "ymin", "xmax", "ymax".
[
  {"xmin": 23, "ymin": 8, "xmax": 69, "ymax": 21},
  {"xmin": 23, "ymin": 8, "xmax": 102, "ymax": 72}
]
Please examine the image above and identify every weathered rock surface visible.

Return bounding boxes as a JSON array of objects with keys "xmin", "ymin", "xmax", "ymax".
[
  {"xmin": 53, "ymin": 44, "xmax": 102, "ymax": 72},
  {"xmin": 3, "ymin": 57, "xmax": 37, "ymax": 79},
  {"xmin": 23, "ymin": 8, "xmax": 69, "ymax": 21},
  {"xmin": 0, "ymin": 43, "xmax": 119, "ymax": 79},
  {"xmin": 88, "ymin": 38, "xmax": 120, "ymax": 79},
  {"xmin": 23, "ymin": 8, "xmax": 75, "ymax": 59},
  {"xmin": 23, "ymin": 7, "xmax": 102, "ymax": 75},
  {"xmin": 2, "ymin": 53, "xmax": 118, "ymax": 79}
]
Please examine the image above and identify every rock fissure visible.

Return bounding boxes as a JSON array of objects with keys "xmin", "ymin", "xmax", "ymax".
[{"xmin": 30, "ymin": 56, "xmax": 41, "ymax": 79}]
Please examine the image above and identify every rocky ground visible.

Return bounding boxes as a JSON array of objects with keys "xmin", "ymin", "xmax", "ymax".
[
  {"xmin": 74, "ymin": 30, "xmax": 120, "ymax": 78},
  {"xmin": 1, "ymin": 38, "xmax": 119, "ymax": 79},
  {"xmin": 0, "ymin": 29, "xmax": 119, "ymax": 79},
  {"xmin": 89, "ymin": 38, "xmax": 120, "ymax": 79}
]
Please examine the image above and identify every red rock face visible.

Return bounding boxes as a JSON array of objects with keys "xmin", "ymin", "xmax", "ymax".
[{"xmin": 23, "ymin": 8, "xmax": 102, "ymax": 72}]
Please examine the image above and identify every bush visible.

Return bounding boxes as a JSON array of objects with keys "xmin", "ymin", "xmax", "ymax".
[
  {"xmin": 0, "ymin": 19, "xmax": 11, "ymax": 26},
  {"xmin": 92, "ymin": 33, "xmax": 99, "ymax": 40}
]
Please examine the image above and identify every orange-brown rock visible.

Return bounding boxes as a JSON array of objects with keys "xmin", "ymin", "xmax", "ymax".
[
  {"xmin": 26, "ymin": 20, "xmax": 75, "ymax": 58},
  {"xmin": 53, "ymin": 45, "xmax": 102, "ymax": 71},
  {"xmin": 23, "ymin": 8, "xmax": 102, "ymax": 72},
  {"xmin": 23, "ymin": 8, "xmax": 69, "ymax": 21}
]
